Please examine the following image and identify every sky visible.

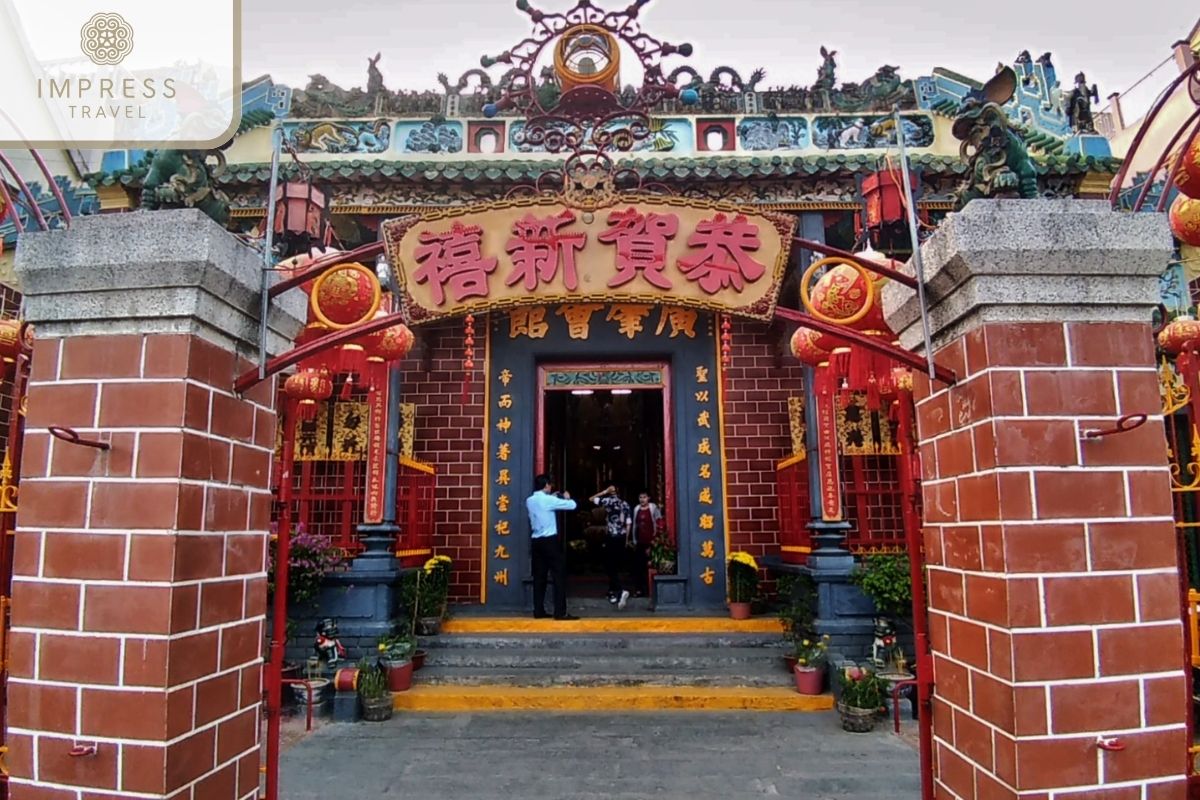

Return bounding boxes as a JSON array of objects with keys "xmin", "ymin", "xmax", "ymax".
[{"xmin": 242, "ymin": 0, "xmax": 1195, "ymax": 113}]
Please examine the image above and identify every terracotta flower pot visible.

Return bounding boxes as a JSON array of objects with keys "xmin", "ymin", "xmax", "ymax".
[
  {"xmin": 837, "ymin": 702, "xmax": 877, "ymax": 733},
  {"xmin": 729, "ymin": 601, "xmax": 752, "ymax": 620},
  {"xmin": 794, "ymin": 665, "xmax": 823, "ymax": 695},
  {"xmin": 360, "ymin": 693, "xmax": 393, "ymax": 722},
  {"xmin": 413, "ymin": 649, "xmax": 427, "ymax": 671},
  {"xmin": 384, "ymin": 659, "xmax": 413, "ymax": 692}
]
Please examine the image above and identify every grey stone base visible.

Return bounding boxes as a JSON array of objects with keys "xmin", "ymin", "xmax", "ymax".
[
  {"xmin": 331, "ymin": 691, "xmax": 360, "ymax": 723},
  {"xmin": 652, "ymin": 575, "xmax": 687, "ymax": 607}
]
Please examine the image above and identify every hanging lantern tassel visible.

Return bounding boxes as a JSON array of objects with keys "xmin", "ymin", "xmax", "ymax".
[
  {"xmin": 721, "ymin": 316, "xmax": 732, "ymax": 368},
  {"xmin": 462, "ymin": 315, "xmax": 476, "ymax": 405}
]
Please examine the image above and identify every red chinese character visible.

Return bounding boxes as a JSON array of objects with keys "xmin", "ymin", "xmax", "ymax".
[
  {"xmin": 597, "ymin": 208, "xmax": 679, "ymax": 290},
  {"xmin": 677, "ymin": 213, "xmax": 766, "ymax": 294},
  {"xmin": 412, "ymin": 222, "xmax": 499, "ymax": 306},
  {"xmin": 505, "ymin": 210, "xmax": 587, "ymax": 292}
]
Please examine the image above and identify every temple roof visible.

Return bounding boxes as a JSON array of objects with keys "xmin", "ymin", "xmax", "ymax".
[{"xmin": 91, "ymin": 151, "xmax": 1119, "ymax": 192}]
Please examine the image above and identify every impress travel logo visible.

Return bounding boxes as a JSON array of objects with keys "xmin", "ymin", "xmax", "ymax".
[
  {"xmin": 80, "ymin": 12, "xmax": 134, "ymax": 66},
  {"xmin": 0, "ymin": 0, "xmax": 240, "ymax": 147}
]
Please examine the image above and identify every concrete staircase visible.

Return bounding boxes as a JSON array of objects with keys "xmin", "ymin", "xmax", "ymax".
[{"xmin": 395, "ymin": 617, "xmax": 834, "ymax": 712}]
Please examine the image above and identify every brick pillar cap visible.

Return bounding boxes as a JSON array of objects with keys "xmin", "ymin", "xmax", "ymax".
[
  {"xmin": 14, "ymin": 209, "xmax": 307, "ymax": 357},
  {"xmin": 881, "ymin": 199, "xmax": 1174, "ymax": 353}
]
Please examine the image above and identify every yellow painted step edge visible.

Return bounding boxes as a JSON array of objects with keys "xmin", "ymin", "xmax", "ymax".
[
  {"xmin": 441, "ymin": 617, "xmax": 786, "ymax": 634},
  {"xmin": 393, "ymin": 685, "xmax": 833, "ymax": 712}
]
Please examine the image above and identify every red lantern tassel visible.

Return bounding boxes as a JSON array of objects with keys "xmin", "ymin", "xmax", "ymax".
[
  {"xmin": 335, "ymin": 342, "xmax": 367, "ymax": 378},
  {"xmin": 297, "ymin": 399, "xmax": 318, "ymax": 422},
  {"xmin": 340, "ymin": 375, "xmax": 354, "ymax": 400},
  {"xmin": 828, "ymin": 347, "xmax": 851, "ymax": 381}
]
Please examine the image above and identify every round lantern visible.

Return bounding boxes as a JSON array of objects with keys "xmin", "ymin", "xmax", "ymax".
[
  {"xmin": 1158, "ymin": 315, "xmax": 1200, "ymax": 355},
  {"xmin": 310, "ymin": 262, "xmax": 382, "ymax": 329},
  {"xmin": 789, "ymin": 326, "xmax": 830, "ymax": 367},
  {"xmin": 374, "ymin": 323, "xmax": 415, "ymax": 363},
  {"xmin": 1175, "ymin": 137, "xmax": 1200, "ymax": 200},
  {"xmin": 0, "ymin": 319, "xmax": 23, "ymax": 365},
  {"xmin": 284, "ymin": 368, "xmax": 333, "ymax": 421},
  {"xmin": 1170, "ymin": 195, "xmax": 1200, "ymax": 247},
  {"xmin": 802, "ymin": 256, "xmax": 888, "ymax": 332},
  {"xmin": 360, "ymin": 320, "xmax": 415, "ymax": 389}
]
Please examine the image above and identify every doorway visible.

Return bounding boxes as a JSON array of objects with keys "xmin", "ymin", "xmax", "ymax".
[{"xmin": 537, "ymin": 364, "xmax": 673, "ymax": 596}]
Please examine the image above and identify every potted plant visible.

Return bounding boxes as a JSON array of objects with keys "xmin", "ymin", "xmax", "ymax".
[
  {"xmin": 792, "ymin": 635, "xmax": 831, "ymax": 695},
  {"xmin": 376, "ymin": 630, "xmax": 416, "ymax": 692},
  {"xmin": 837, "ymin": 665, "xmax": 886, "ymax": 733},
  {"xmin": 850, "ymin": 553, "xmax": 912, "ymax": 620},
  {"xmin": 726, "ymin": 552, "xmax": 759, "ymax": 620},
  {"xmin": 415, "ymin": 555, "xmax": 453, "ymax": 634},
  {"xmin": 777, "ymin": 574, "xmax": 816, "ymax": 672},
  {"xmin": 356, "ymin": 658, "xmax": 393, "ymax": 722},
  {"xmin": 267, "ymin": 524, "xmax": 345, "ymax": 612},
  {"xmin": 648, "ymin": 528, "xmax": 677, "ymax": 575}
]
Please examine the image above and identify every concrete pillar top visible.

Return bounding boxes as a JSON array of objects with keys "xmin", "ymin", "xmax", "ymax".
[
  {"xmin": 14, "ymin": 209, "xmax": 306, "ymax": 359},
  {"xmin": 881, "ymin": 199, "xmax": 1174, "ymax": 354}
]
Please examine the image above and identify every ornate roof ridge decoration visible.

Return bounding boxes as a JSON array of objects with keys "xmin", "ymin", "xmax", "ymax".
[
  {"xmin": 287, "ymin": 47, "xmax": 919, "ymax": 120},
  {"xmin": 85, "ymin": 151, "xmax": 1123, "ymax": 190}
]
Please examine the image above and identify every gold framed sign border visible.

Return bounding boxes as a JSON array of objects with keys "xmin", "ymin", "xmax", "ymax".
[{"xmin": 380, "ymin": 193, "xmax": 797, "ymax": 327}]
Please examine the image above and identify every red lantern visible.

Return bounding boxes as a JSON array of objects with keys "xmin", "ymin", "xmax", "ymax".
[
  {"xmin": 1170, "ymin": 195, "xmax": 1200, "ymax": 247},
  {"xmin": 790, "ymin": 326, "xmax": 829, "ymax": 367},
  {"xmin": 862, "ymin": 168, "xmax": 918, "ymax": 230},
  {"xmin": 1175, "ymin": 137, "xmax": 1200, "ymax": 200},
  {"xmin": 0, "ymin": 319, "xmax": 23, "ymax": 365},
  {"xmin": 274, "ymin": 181, "xmax": 328, "ymax": 241},
  {"xmin": 284, "ymin": 368, "xmax": 333, "ymax": 421},
  {"xmin": 808, "ymin": 261, "xmax": 889, "ymax": 334},
  {"xmin": 1158, "ymin": 316, "xmax": 1200, "ymax": 355},
  {"xmin": 311, "ymin": 262, "xmax": 382, "ymax": 329},
  {"xmin": 361, "ymin": 321, "xmax": 415, "ymax": 389}
]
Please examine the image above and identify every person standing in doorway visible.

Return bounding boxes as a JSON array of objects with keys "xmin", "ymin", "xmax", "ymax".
[
  {"xmin": 590, "ymin": 485, "xmax": 632, "ymax": 609},
  {"xmin": 631, "ymin": 491, "xmax": 663, "ymax": 597},
  {"xmin": 526, "ymin": 475, "xmax": 579, "ymax": 621}
]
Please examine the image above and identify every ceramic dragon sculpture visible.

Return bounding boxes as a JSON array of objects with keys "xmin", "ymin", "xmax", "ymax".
[{"xmin": 951, "ymin": 66, "xmax": 1038, "ymax": 210}]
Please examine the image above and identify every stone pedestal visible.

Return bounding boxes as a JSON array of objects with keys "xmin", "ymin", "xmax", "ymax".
[
  {"xmin": 10, "ymin": 210, "xmax": 304, "ymax": 799},
  {"xmin": 884, "ymin": 200, "xmax": 1186, "ymax": 799}
]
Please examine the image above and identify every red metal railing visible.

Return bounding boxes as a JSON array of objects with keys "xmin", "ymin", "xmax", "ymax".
[
  {"xmin": 775, "ymin": 452, "xmax": 908, "ymax": 563},
  {"xmin": 843, "ymin": 455, "xmax": 907, "ymax": 554},
  {"xmin": 395, "ymin": 456, "xmax": 436, "ymax": 567},
  {"xmin": 776, "ymin": 454, "xmax": 811, "ymax": 563}
]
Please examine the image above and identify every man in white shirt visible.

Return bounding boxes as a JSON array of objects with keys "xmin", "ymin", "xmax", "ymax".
[{"xmin": 526, "ymin": 474, "xmax": 579, "ymax": 620}]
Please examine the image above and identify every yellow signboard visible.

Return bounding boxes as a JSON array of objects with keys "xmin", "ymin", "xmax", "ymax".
[{"xmin": 381, "ymin": 195, "xmax": 796, "ymax": 325}]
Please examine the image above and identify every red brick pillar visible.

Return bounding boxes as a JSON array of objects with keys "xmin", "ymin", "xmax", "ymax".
[
  {"xmin": 9, "ymin": 210, "xmax": 305, "ymax": 799},
  {"xmin": 883, "ymin": 200, "xmax": 1186, "ymax": 799}
]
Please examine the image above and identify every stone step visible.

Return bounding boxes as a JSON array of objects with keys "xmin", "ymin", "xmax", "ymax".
[
  {"xmin": 392, "ymin": 684, "xmax": 834, "ymax": 712},
  {"xmin": 423, "ymin": 646, "xmax": 795, "ymax": 671},
  {"xmin": 422, "ymin": 633, "xmax": 789, "ymax": 650},
  {"xmin": 414, "ymin": 664, "xmax": 795, "ymax": 688},
  {"xmin": 440, "ymin": 616, "xmax": 784, "ymax": 635}
]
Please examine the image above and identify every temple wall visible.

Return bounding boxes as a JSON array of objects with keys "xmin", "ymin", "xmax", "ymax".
[{"xmin": 404, "ymin": 315, "xmax": 803, "ymax": 604}]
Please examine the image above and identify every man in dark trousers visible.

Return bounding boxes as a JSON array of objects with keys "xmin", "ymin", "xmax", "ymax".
[{"xmin": 526, "ymin": 474, "xmax": 579, "ymax": 620}]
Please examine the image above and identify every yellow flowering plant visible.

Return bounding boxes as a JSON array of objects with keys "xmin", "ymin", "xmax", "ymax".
[
  {"xmin": 726, "ymin": 551, "xmax": 759, "ymax": 602},
  {"xmin": 417, "ymin": 554, "xmax": 453, "ymax": 619},
  {"xmin": 793, "ymin": 634, "xmax": 831, "ymax": 669}
]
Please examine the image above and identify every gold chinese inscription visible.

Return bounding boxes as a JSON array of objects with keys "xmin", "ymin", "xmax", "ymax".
[
  {"xmin": 494, "ymin": 520, "xmax": 511, "ymax": 535},
  {"xmin": 509, "ymin": 307, "xmax": 549, "ymax": 339},
  {"xmin": 494, "ymin": 569, "xmax": 509, "ymax": 586},
  {"xmin": 606, "ymin": 304, "xmax": 653, "ymax": 339},
  {"xmin": 656, "ymin": 307, "xmax": 698, "ymax": 339},
  {"xmin": 556, "ymin": 304, "xmax": 605, "ymax": 340},
  {"xmin": 787, "ymin": 396, "xmax": 806, "ymax": 457},
  {"xmin": 700, "ymin": 540, "xmax": 715, "ymax": 559},
  {"xmin": 701, "ymin": 567, "xmax": 715, "ymax": 586},
  {"xmin": 496, "ymin": 494, "xmax": 510, "ymax": 513},
  {"xmin": 494, "ymin": 544, "xmax": 510, "ymax": 560},
  {"xmin": 497, "ymin": 469, "xmax": 511, "ymax": 486}
]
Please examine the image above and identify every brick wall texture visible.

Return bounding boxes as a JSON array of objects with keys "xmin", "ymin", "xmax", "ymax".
[
  {"xmin": 914, "ymin": 321, "xmax": 1189, "ymax": 799},
  {"xmin": 8, "ymin": 333, "xmax": 276, "ymax": 800},
  {"xmin": 403, "ymin": 316, "xmax": 803, "ymax": 603}
]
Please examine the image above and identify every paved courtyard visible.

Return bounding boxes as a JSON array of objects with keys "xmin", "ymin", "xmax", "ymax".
[{"xmin": 279, "ymin": 711, "xmax": 921, "ymax": 799}]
